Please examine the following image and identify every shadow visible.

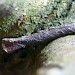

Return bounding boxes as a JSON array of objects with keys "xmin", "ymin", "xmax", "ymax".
[{"xmin": 0, "ymin": 39, "xmax": 46, "ymax": 75}]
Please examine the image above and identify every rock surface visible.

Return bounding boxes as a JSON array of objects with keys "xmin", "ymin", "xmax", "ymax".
[
  {"xmin": 37, "ymin": 35, "xmax": 75, "ymax": 75},
  {"xmin": 1, "ymin": 35, "xmax": 75, "ymax": 75}
]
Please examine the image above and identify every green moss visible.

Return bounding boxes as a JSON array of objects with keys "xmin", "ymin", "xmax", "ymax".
[{"xmin": 0, "ymin": 0, "xmax": 75, "ymax": 38}]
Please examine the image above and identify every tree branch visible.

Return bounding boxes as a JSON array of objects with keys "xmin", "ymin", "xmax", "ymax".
[{"xmin": 2, "ymin": 25, "xmax": 75, "ymax": 53}]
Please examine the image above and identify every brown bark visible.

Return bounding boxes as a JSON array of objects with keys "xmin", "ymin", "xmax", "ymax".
[{"xmin": 2, "ymin": 25, "xmax": 75, "ymax": 53}]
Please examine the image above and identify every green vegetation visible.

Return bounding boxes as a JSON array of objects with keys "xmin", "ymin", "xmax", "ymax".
[
  {"xmin": 0, "ymin": 0, "xmax": 75, "ymax": 37},
  {"xmin": 0, "ymin": 1, "xmax": 75, "ymax": 74}
]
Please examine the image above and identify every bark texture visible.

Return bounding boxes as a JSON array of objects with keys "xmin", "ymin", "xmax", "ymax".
[{"xmin": 2, "ymin": 25, "xmax": 75, "ymax": 53}]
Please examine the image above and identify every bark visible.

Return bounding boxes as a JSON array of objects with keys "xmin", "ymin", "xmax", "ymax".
[{"xmin": 2, "ymin": 25, "xmax": 75, "ymax": 53}]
